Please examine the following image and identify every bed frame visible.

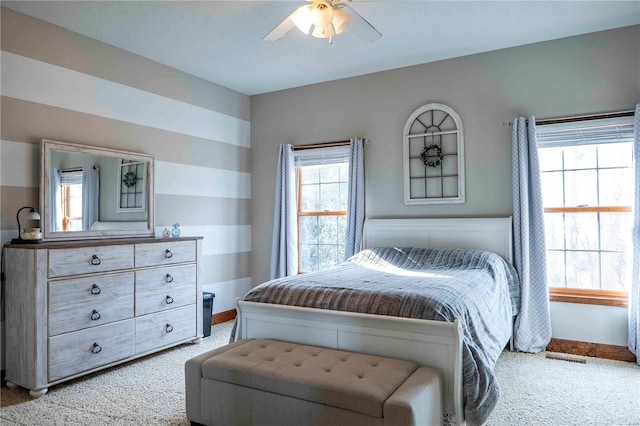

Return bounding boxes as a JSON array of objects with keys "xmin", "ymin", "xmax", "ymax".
[{"xmin": 235, "ymin": 217, "xmax": 513, "ymax": 426}]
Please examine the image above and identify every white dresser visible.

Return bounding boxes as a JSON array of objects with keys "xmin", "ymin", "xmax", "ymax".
[{"xmin": 4, "ymin": 237, "xmax": 203, "ymax": 397}]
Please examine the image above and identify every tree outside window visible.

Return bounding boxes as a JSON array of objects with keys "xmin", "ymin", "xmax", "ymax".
[{"xmin": 297, "ymin": 163, "xmax": 348, "ymax": 273}]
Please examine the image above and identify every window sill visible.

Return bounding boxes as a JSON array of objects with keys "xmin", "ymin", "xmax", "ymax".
[{"xmin": 549, "ymin": 290, "xmax": 628, "ymax": 308}]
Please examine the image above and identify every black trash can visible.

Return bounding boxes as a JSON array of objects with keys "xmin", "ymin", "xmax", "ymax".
[{"xmin": 202, "ymin": 292, "xmax": 215, "ymax": 337}]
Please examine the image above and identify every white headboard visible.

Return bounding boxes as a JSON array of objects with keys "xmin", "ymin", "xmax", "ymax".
[{"xmin": 363, "ymin": 217, "xmax": 513, "ymax": 263}]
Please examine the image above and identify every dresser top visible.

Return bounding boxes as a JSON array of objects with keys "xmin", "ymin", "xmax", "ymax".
[{"xmin": 5, "ymin": 236, "xmax": 203, "ymax": 249}]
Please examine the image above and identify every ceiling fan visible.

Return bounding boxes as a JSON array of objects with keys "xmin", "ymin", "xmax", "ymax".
[{"xmin": 263, "ymin": 0, "xmax": 381, "ymax": 44}]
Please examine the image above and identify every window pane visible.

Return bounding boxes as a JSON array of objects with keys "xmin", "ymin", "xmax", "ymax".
[
  {"xmin": 564, "ymin": 170, "xmax": 597, "ymax": 207},
  {"xmin": 540, "ymin": 171, "xmax": 564, "ymax": 207},
  {"xmin": 544, "ymin": 213, "xmax": 565, "ymax": 250},
  {"xmin": 320, "ymin": 183, "xmax": 341, "ymax": 211},
  {"xmin": 300, "ymin": 244, "xmax": 318, "ymax": 272},
  {"xmin": 600, "ymin": 212, "xmax": 632, "ymax": 252},
  {"xmin": 565, "ymin": 251, "xmax": 600, "ymax": 290},
  {"xmin": 563, "ymin": 145, "xmax": 597, "ymax": 170},
  {"xmin": 301, "ymin": 184, "xmax": 320, "ymax": 211},
  {"xmin": 339, "ymin": 182, "xmax": 349, "ymax": 207},
  {"xmin": 300, "ymin": 166, "xmax": 319, "ymax": 184},
  {"xmin": 297, "ymin": 162, "xmax": 350, "ymax": 273},
  {"xmin": 565, "ymin": 213, "xmax": 598, "ymax": 250},
  {"xmin": 339, "ymin": 163, "xmax": 349, "ymax": 181},
  {"xmin": 599, "ymin": 168, "xmax": 633, "ymax": 206},
  {"xmin": 319, "ymin": 244, "xmax": 339, "ymax": 270},
  {"xmin": 600, "ymin": 252, "xmax": 629, "ymax": 291},
  {"xmin": 539, "ymin": 147, "xmax": 564, "ymax": 172},
  {"xmin": 547, "ymin": 251, "xmax": 566, "ymax": 288},
  {"xmin": 299, "ymin": 216, "xmax": 318, "ymax": 245},
  {"xmin": 67, "ymin": 184, "xmax": 83, "ymax": 217},
  {"xmin": 598, "ymin": 143, "xmax": 632, "ymax": 168},
  {"xmin": 320, "ymin": 165, "xmax": 341, "ymax": 183},
  {"xmin": 318, "ymin": 216, "xmax": 339, "ymax": 244}
]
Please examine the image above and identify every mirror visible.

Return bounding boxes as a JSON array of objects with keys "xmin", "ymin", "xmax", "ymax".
[{"xmin": 41, "ymin": 139, "xmax": 155, "ymax": 241}]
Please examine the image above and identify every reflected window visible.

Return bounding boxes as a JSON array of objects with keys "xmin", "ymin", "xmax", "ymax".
[{"xmin": 59, "ymin": 169, "xmax": 83, "ymax": 231}]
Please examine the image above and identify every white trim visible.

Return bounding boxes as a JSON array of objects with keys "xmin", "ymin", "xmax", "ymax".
[{"xmin": 403, "ymin": 103, "xmax": 465, "ymax": 205}]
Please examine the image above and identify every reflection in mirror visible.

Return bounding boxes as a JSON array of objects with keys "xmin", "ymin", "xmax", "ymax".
[{"xmin": 41, "ymin": 139, "xmax": 154, "ymax": 241}]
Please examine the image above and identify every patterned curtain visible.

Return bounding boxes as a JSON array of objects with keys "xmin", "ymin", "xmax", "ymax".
[
  {"xmin": 344, "ymin": 138, "xmax": 365, "ymax": 259},
  {"xmin": 50, "ymin": 168, "xmax": 62, "ymax": 232},
  {"xmin": 82, "ymin": 165, "xmax": 100, "ymax": 231},
  {"xmin": 270, "ymin": 144, "xmax": 297, "ymax": 279},
  {"xmin": 630, "ymin": 103, "xmax": 640, "ymax": 365},
  {"xmin": 512, "ymin": 116, "xmax": 552, "ymax": 353}
]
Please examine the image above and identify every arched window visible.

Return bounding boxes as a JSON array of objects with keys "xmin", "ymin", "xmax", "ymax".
[{"xmin": 403, "ymin": 103, "xmax": 465, "ymax": 204}]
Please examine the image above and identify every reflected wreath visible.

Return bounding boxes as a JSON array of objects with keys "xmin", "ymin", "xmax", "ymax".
[{"xmin": 420, "ymin": 144, "xmax": 444, "ymax": 168}]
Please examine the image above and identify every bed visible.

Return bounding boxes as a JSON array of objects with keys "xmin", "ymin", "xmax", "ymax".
[{"xmin": 233, "ymin": 217, "xmax": 518, "ymax": 426}]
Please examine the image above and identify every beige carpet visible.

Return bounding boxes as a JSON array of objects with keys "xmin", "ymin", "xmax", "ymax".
[
  {"xmin": 1, "ymin": 321, "xmax": 234, "ymax": 426},
  {"xmin": 1, "ymin": 321, "xmax": 639, "ymax": 426}
]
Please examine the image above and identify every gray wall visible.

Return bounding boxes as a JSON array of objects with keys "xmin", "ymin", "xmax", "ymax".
[{"xmin": 250, "ymin": 25, "xmax": 640, "ymax": 345}]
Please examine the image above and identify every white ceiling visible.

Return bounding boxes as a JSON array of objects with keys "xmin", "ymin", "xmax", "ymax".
[{"xmin": 3, "ymin": 1, "xmax": 639, "ymax": 96}]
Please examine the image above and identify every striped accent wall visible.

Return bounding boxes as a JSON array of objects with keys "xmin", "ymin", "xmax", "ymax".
[{"xmin": 0, "ymin": 8, "xmax": 253, "ymax": 321}]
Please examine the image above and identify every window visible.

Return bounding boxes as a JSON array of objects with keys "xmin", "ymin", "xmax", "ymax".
[
  {"xmin": 537, "ymin": 116, "xmax": 634, "ymax": 306},
  {"xmin": 295, "ymin": 146, "xmax": 349, "ymax": 273},
  {"xmin": 60, "ymin": 169, "xmax": 83, "ymax": 231}
]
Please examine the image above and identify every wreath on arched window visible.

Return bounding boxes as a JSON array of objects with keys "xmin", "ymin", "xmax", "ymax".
[
  {"xmin": 420, "ymin": 144, "xmax": 444, "ymax": 168},
  {"xmin": 123, "ymin": 171, "xmax": 138, "ymax": 188}
]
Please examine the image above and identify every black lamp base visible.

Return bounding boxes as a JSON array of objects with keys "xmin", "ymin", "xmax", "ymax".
[{"xmin": 11, "ymin": 237, "xmax": 42, "ymax": 245}]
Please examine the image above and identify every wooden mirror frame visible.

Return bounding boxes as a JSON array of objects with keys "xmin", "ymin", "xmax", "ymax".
[{"xmin": 40, "ymin": 139, "xmax": 155, "ymax": 241}]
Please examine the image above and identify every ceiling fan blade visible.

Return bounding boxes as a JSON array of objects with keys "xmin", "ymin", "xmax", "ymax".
[
  {"xmin": 263, "ymin": 15, "xmax": 296, "ymax": 41},
  {"xmin": 343, "ymin": 4, "xmax": 381, "ymax": 43}
]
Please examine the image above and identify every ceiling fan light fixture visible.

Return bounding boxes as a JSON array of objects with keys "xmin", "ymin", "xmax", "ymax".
[
  {"xmin": 264, "ymin": 0, "xmax": 379, "ymax": 44},
  {"xmin": 310, "ymin": 2, "xmax": 333, "ymax": 28},
  {"xmin": 291, "ymin": 5, "xmax": 313, "ymax": 34},
  {"xmin": 332, "ymin": 7, "xmax": 352, "ymax": 35},
  {"xmin": 311, "ymin": 23, "xmax": 335, "ymax": 39}
]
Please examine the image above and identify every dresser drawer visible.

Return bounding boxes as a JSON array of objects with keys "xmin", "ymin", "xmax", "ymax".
[
  {"xmin": 49, "ymin": 319, "xmax": 135, "ymax": 382},
  {"xmin": 135, "ymin": 305, "xmax": 196, "ymax": 354},
  {"xmin": 49, "ymin": 294, "xmax": 134, "ymax": 336},
  {"xmin": 135, "ymin": 284, "xmax": 195, "ymax": 316},
  {"xmin": 48, "ymin": 245, "xmax": 134, "ymax": 278},
  {"xmin": 49, "ymin": 272, "xmax": 134, "ymax": 310},
  {"xmin": 135, "ymin": 264, "xmax": 196, "ymax": 293},
  {"xmin": 135, "ymin": 240, "xmax": 196, "ymax": 267}
]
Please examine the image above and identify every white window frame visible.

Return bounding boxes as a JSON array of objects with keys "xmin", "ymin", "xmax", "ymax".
[{"xmin": 536, "ymin": 115, "xmax": 634, "ymax": 307}]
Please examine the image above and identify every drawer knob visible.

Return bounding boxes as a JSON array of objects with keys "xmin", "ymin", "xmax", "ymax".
[
  {"xmin": 165, "ymin": 274, "xmax": 174, "ymax": 283},
  {"xmin": 165, "ymin": 295, "xmax": 174, "ymax": 305},
  {"xmin": 90, "ymin": 284, "xmax": 101, "ymax": 295},
  {"xmin": 90, "ymin": 310, "xmax": 101, "ymax": 321},
  {"xmin": 90, "ymin": 255, "xmax": 102, "ymax": 266},
  {"xmin": 164, "ymin": 249, "xmax": 173, "ymax": 259},
  {"xmin": 91, "ymin": 343, "xmax": 102, "ymax": 354},
  {"xmin": 165, "ymin": 324, "xmax": 174, "ymax": 333}
]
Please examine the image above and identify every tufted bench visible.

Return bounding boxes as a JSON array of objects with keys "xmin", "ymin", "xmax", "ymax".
[{"xmin": 185, "ymin": 339, "xmax": 442, "ymax": 426}]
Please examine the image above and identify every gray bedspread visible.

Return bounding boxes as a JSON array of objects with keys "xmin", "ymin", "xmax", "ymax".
[{"xmin": 241, "ymin": 247, "xmax": 520, "ymax": 425}]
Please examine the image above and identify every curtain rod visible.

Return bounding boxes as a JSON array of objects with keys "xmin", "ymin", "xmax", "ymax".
[
  {"xmin": 293, "ymin": 139, "xmax": 353, "ymax": 151},
  {"xmin": 505, "ymin": 110, "xmax": 635, "ymax": 126}
]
